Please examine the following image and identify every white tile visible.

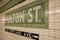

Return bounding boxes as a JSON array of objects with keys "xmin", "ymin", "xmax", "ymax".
[
  {"xmin": 54, "ymin": 7, "xmax": 60, "ymax": 22},
  {"xmin": 55, "ymin": 22, "xmax": 60, "ymax": 29},
  {"xmin": 49, "ymin": 15, "xmax": 55, "ymax": 22},
  {"xmin": 43, "ymin": 36, "xmax": 49, "ymax": 40},
  {"xmin": 49, "ymin": 37, "xmax": 55, "ymax": 40},
  {"xmin": 42, "ymin": 30, "xmax": 49, "ymax": 36},
  {"xmin": 49, "ymin": 0, "xmax": 55, "ymax": 8},
  {"xmin": 39, "ymin": 35, "xmax": 44, "ymax": 40},
  {"xmin": 49, "ymin": 8, "xmax": 55, "ymax": 15},
  {"xmin": 49, "ymin": 8, "xmax": 55, "ymax": 23},
  {"xmin": 49, "ymin": 22, "xmax": 55, "ymax": 29},
  {"xmin": 39, "ymin": 29, "xmax": 49, "ymax": 36},
  {"xmin": 55, "ymin": 30, "xmax": 60, "ymax": 37},
  {"xmin": 54, "ymin": 7, "xmax": 60, "ymax": 15},
  {"xmin": 55, "ymin": 15, "xmax": 60, "ymax": 22},
  {"xmin": 49, "ymin": 30, "xmax": 55, "ymax": 37},
  {"xmin": 55, "ymin": 38, "xmax": 60, "ymax": 40},
  {"xmin": 55, "ymin": 0, "xmax": 60, "ymax": 7}
]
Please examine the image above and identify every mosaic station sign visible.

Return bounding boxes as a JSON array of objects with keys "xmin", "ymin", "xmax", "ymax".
[{"xmin": 5, "ymin": 0, "xmax": 48, "ymax": 29}]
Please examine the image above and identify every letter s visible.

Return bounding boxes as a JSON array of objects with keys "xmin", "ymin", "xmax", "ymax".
[{"xmin": 28, "ymin": 8, "xmax": 33, "ymax": 23}]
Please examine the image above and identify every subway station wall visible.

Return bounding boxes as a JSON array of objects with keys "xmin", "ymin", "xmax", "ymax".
[{"xmin": 0, "ymin": 0, "xmax": 60, "ymax": 40}]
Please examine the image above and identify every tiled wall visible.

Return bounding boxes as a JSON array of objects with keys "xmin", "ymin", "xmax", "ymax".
[
  {"xmin": 49, "ymin": 0, "xmax": 60, "ymax": 40},
  {"xmin": 0, "ymin": 0, "xmax": 60, "ymax": 40}
]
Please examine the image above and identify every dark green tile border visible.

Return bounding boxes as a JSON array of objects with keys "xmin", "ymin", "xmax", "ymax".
[
  {"xmin": 5, "ymin": 0, "xmax": 49, "ymax": 29},
  {"xmin": 0, "ymin": 0, "xmax": 26, "ymax": 13}
]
